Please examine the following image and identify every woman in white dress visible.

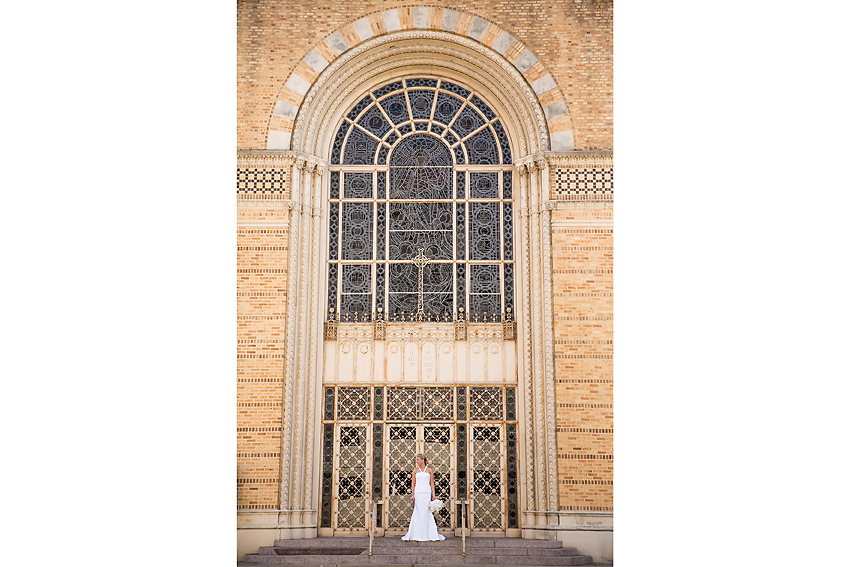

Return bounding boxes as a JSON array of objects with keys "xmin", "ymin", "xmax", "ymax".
[{"xmin": 401, "ymin": 454, "xmax": 445, "ymax": 541}]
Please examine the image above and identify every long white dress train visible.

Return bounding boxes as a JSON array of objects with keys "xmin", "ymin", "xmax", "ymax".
[{"xmin": 401, "ymin": 467, "xmax": 445, "ymax": 541}]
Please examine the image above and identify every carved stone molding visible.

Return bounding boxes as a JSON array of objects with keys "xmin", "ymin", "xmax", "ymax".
[
  {"xmin": 307, "ymin": 54, "xmax": 534, "ymax": 159},
  {"xmin": 292, "ymin": 31, "xmax": 548, "ymax": 157},
  {"xmin": 543, "ymin": 152, "xmax": 613, "ymax": 168},
  {"xmin": 237, "ymin": 153, "xmax": 296, "ymax": 168}
]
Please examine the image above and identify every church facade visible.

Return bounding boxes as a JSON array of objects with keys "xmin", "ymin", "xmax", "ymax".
[{"xmin": 237, "ymin": 2, "xmax": 612, "ymax": 562}]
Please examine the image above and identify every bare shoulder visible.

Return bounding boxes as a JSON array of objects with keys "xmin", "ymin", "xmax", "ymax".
[{"xmin": 426, "ymin": 467, "xmax": 434, "ymax": 474}]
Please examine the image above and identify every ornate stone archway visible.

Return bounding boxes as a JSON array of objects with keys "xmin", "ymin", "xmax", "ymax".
[
  {"xmin": 267, "ymin": 6, "xmax": 575, "ymax": 153},
  {"xmin": 245, "ymin": 28, "xmax": 563, "ymax": 543}
]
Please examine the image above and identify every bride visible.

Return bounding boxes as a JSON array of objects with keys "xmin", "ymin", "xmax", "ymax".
[{"xmin": 401, "ymin": 454, "xmax": 445, "ymax": 541}]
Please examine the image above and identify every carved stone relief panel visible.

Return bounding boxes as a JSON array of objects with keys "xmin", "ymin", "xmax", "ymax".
[{"xmin": 323, "ymin": 323, "xmax": 516, "ymax": 385}]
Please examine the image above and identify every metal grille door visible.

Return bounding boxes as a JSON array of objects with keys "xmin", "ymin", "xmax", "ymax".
[
  {"xmin": 470, "ymin": 424, "xmax": 505, "ymax": 531},
  {"xmin": 334, "ymin": 425, "xmax": 370, "ymax": 530},
  {"xmin": 385, "ymin": 425, "xmax": 416, "ymax": 529},
  {"xmin": 319, "ymin": 385, "xmax": 515, "ymax": 536}
]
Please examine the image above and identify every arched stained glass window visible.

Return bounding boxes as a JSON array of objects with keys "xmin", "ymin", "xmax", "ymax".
[{"xmin": 327, "ymin": 77, "xmax": 514, "ymax": 323}]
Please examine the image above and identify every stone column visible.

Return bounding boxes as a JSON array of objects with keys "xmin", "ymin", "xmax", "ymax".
[
  {"xmin": 279, "ymin": 158, "xmax": 305, "ymax": 529},
  {"xmin": 301, "ymin": 164, "xmax": 325, "ymax": 537},
  {"xmin": 516, "ymin": 162, "xmax": 536, "ymax": 534},
  {"xmin": 537, "ymin": 156, "xmax": 559, "ymax": 516},
  {"xmin": 528, "ymin": 159, "xmax": 548, "ymax": 519},
  {"xmin": 289, "ymin": 161, "xmax": 316, "ymax": 537}
]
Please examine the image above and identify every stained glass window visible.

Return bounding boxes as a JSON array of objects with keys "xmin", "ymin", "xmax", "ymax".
[{"xmin": 328, "ymin": 77, "xmax": 515, "ymax": 322}]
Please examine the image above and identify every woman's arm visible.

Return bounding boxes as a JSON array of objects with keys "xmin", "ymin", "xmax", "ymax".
[
  {"xmin": 410, "ymin": 469, "xmax": 416, "ymax": 501},
  {"xmin": 429, "ymin": 468, "xmax": 436, "ymax": 501}
]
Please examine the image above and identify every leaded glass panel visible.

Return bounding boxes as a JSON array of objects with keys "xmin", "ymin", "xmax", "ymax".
[
  {"xmin": 329, "ymin": 77, "xmax": 516, "ymax": 324},
  {"xmin": 466, "ymin": 128, "xmax": 499, "ymax": 165},
  {"xmin": 470, "ymin": 172, "xmax": 499, "ymax": 199},
  {"xmin": 341, "ymin": 202, "xmax": 372, "ymax": 260},
  {"xmin": 388, "ymin": 263, "xmax": 453, "ymax": 316},
  {"xmin": 453, "ymin": 144, "xmax": 465, "ymax": 165},
  {"xmin": 341, "ymin": 264, "xmax": 370, "ymax": 294},
  {"xmin": 377, "ymin": 171, "xmax": 387, "ymax": 200},
  {"xmin": 344, "ymin": 172, "xmax": 372, "ymax": 199},
  {"xmin": 376, "ymin": 262, "xmax": 386, "ymax": 313},
  {"xmin": 492, "ymin": 120, "xmax": 511, "ymax": 163},
  {"xmin": 373, "ymin": 80, "xmax": 403, "ymax": 99},
  {"xmin": 327, "ymin": 263, "xmax": 338, "ymax": 315},
  {"xmin": 390, "ymin": 140, "xmax": 452, "ymax": 199},
  {"xmin": 433, "ymin": 91, "xmax": 463, "ymax": 125},
  {"xmin": 502, "ymin": 170, "xmax": 512, "ymax": 199},
  {"xmin": 377, "ymin": 145, "xmax": 389, "ymax": 165},
  {"xmin": 379, "ymin": 93, "xmax": 410, "ymax": 125},
  {"xmin": 503, "ymin": 202, "xmax": 514, "ymax": 261},
  {"xmin": 455, "ymin": 202, "xmax": 466, "ymax": 259},
  {"xmin": 328, "ymin": 202, "xmax": 339, "ymax": 260},
  {"xmin": 388, "ymin": 231, "xmax": 452, "ymax": 261},
  {"xmin": 331, "ymin": 122, "xmax": 350, "ymax": 165},
  {"xmin": 470, "ymin": 95, "xmax": 496, "ymax": 121},
  {"xmin": 341, "ymin": 293, "xmax": 371, "ymax": 318},
  {"xmin": 359, "ymin": 105, "xmax": 392, "ymax": 138},
  {"xmin": 470, "ymin": 265, "xmax": 501, "ymax": 318},
  {"xmin": 407, "ymin": 77, "xmax": 438, "ymax": 88},
  {"xmin": 407, "ymin": 90, "xmax": 433, "ymax": 119},
  {"xmin": 344, "ymin": 127, "xmax": 379, "ymax": 165},
  {"xmin": 503, "ymin": 263, "xmax": 515, "ymax": 315},
  {"xmin": 330, "ymin": 171, "xmax": 341, "ymax": 199},
  {"xmin": 439, "ymin": 80, "xmax": 470, "ymax": 98},
  {"xmin": 376, "ymin": 202, "xmax": 386, "ymax": 261},
  {"xmin": 346, "ymin": 94, "xmax": 373, "ymax": 121},
  {"xmin": 469, "ymin": 202, "xmax": 501, "ymax": 261},
  {"xmin": 451, "ymin": 105, "xmax": 486, "ymax": 139},
  {"xmin": 456, "ymin": 263, "xmax": 467, "ymax": 314}
]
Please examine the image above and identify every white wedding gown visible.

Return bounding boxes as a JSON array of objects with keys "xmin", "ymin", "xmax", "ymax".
[{"xmin": 401, "ymin": 467, "xmax": 445, "ymax": 541}]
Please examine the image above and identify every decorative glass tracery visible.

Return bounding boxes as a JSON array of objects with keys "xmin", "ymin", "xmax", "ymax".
[{"xmin": 328, "ymin": 76, "xmax": 515, "ymax": 322}]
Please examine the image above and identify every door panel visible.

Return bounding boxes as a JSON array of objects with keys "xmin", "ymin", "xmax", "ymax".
[
  {"xmin": 334, "ymin": 424, "xmax": 370, "ymax": 531},
  {"xmin": 385, "ymin": 425, "xmax": 416, "ymax": 530},
  {"xmin": 470, "ymin": 424, "xmax": 504, "ymax": 531}
]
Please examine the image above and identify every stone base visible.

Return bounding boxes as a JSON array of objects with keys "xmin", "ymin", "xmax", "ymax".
[
  {"xmin": 522, "ymin": 511, "xmax": 613, "ymax": 565},
  {"xmin": 237, "ymin": 511, "xmax": 318, "ymax": 561}
]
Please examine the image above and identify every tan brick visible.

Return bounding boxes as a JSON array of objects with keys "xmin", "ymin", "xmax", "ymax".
[{"xmin": 367, "ymin": 12, "xmax": 386, "ymax": 36}]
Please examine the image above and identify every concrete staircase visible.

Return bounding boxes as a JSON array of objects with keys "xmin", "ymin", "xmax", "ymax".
[{"xmin": 240, "ymin": 537, "xmax": 595, "ymax": 566}]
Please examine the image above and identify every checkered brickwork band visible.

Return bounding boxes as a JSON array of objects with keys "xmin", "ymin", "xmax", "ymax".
[
  {"xmin": 554, "ymin": 167, "xmax": 613, "ymax": 198},
  {"xmin": 237, "ymin": 168, "xmax": 286, "ymax": 193}
]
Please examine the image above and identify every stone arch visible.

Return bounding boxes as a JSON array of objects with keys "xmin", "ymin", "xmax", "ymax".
[
  {"xmin": 273, "ymin": 18, "xmax": 564, "ymax": 540},
  {"xmin": 267, "ymin": 6, "xmax": 574, "ymax": 153}
]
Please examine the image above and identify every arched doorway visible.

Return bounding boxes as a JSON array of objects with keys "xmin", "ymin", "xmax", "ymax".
[
  {"xmin": 320, "ymin": 76, "xmax": 518, "ymax": 536},
  {"xmin": 272, "ymin": 30, "xmax": 561, "ymax": 544}
]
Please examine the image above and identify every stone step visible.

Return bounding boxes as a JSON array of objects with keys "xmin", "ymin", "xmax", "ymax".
[
  {"xmin": 242, "ymin": 553, "xmax": 593, "ymax": 565},
  {"xmin": 272, "ymin": 537, "xmax": 565, "ymax": 549},
  {"xmin": 260, "ymin": 545, "xmax": 581, "ymax": 557}
]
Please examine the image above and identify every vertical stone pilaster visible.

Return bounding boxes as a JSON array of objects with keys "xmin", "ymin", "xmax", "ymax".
[
  {"xmin": 537, "ymin": 157, "xmax": 558, "ymax": 513},
  {"xmin": 527, "ymin": 159, "xmax": 547, "ymax": 515},
  {"xmin": 515, "ymin": 162, "xmax": 536, "ymax": 520},
  {"xmin": 291, "ymin": 161, "xmax": 316, "ymax": 531},
  {"xmin": 279, "ymin": 158, "xmax": 305, "ymax": 513},
  {"xmin": 302, "ymin": 164, "xmax": 325, "ymax": 534}
]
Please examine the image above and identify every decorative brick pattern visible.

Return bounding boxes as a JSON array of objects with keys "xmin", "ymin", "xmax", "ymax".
[
  {"xmin": 553, "ymin": 167, "xmax": 613, "ymax": 200},
  {"xmin": 237, "ymin": 168, "xmax": 287, "ymax": 194},
  {"xmin": 238, "ymin": 3, "xmax": 616, "ymax": 151},
  {"xmin": 551, "ymin": 204, "xmax": 613, "ymax": 512}
]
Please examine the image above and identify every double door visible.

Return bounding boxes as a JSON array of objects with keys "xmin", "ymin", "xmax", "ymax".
[{"xmin": 327, "ymin": 421, "xmax": 507, "ymax": 536}]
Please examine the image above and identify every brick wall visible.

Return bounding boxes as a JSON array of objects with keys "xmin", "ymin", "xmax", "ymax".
[
  {"xmin": 237, "ymin": 0, "xmax": 613, "ymax": 150},
  {"xmin": 236, "ymin": 167, "xmax": 291, "ymax": 509},
  {"xmin": 550, "ymin": 201, "xmax": 613, "ymax": 511}
]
